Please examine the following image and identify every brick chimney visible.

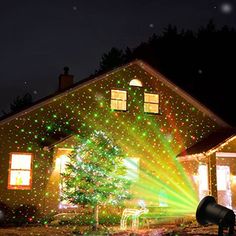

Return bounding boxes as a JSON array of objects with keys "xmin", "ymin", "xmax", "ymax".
[{"xmin": 58, "ymin": 66, "xmax": 74, "ymax": 91}]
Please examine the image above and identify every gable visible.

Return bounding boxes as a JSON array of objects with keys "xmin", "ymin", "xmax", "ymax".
[
  {"xmin": 0, "ymin": 60, "xmax": 229, "ymax": 127},
  {"xmin": 137, "ymin": 61, "xmax": 229, "ymax": 127},
  {"xmin": 0, "ymin": 60, "xmax": 229, "ymax": 157}
]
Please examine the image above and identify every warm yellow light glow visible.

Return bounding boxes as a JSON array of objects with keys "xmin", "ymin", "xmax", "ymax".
[
  {"xmin": 231, "ymin": 175, "xmax": 236, "ymax": 184},
  {"xmin": 198, "ymin": 165, "xmax": 208, "ymax": 190},
  {"xmin": 129, "ymin": 79, "xmax": 142, "ymax": 87},
  {"xmin": 10, "ymin": 171, "xmax": 30, "ymax": 186},
  {"xmin": 9, "ymin": 153, "xmax": 32, "ymax": 188},
  {"xmin": 192, "ymin": 175, "xmax": 198, "ymax": 184},
  {"xmin": 11, "ymin": 154, "xmax": 31, "ymax": 169},
  {"xmin": 144, "ymin": 103, "xmax": 159, "ymax": 114},
  {"xmin": 111, "ymin": 89, "xmax": 127, "ymax": 100},
  {"xmin": 56, "ymin": 155, "xmax": 69, "ymax": 173},
  {"xmin": 198, "ymin": 164, "xmax": 209, "ymax": 200},
  {"xmin": 216, "ymin": 152, "xmax": 236, "ymax": 158},
  {"xmin": 111, "ymin": 90, "xmax": 127, "ymax": 111},
  {"xmin": 56, "ymin": 154, "xmax": 78, "ymax": 209},
  {"xmin": 144, "ymin": 93, "xmax": 159, "ymax": 103},
  {"xmin": 217, "ymin": 166, "xmax": 232, "ymax": 208},
  {"xmin": 144, "ymin": 93, "xmax": 159, "ymax": 113},
  {"xmin": 111, "ymin": 100, "xmax": 126, "ymax": 111},
  {"xmin": 217, "ymin": 166, "xmax": 230, "ymax": 191}
]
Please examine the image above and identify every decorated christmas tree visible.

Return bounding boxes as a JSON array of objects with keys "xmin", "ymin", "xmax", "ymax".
[{"xmin": 61, "ymin": 131, "xmax": 131, "ymax": 230}]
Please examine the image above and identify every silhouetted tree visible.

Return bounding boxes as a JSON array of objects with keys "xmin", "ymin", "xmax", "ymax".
[
  {"xmin": 10, "ymin": 93, "xmax": 33, "ymax": 112},
  {"xmin": 97, "ymin": 20, "xmax": 236, "ymax": 125},
  {"xmin": 99, "ymin": 47, "xmax": 125, "ymax": 72}
]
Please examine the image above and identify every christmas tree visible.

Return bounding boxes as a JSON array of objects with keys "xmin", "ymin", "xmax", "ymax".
[{"xmin": 61, "ymin": 131, "xmax": 131, "ymax": 230}]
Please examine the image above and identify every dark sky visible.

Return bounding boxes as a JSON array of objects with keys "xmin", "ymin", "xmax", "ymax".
[{"xmin": 0, "ymin": 0, "xmax": 235, "ymax": 112}]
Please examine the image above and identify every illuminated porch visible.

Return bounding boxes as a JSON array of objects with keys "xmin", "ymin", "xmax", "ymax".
[{"xmin": 178, "ymin": 128, "xmax": 236, "ymax": 210}]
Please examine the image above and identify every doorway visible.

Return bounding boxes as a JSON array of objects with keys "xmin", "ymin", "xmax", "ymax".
[
  {"xmin": 217, "ymin": 165, "xmax": 232, "ymax": 208},
  {"xmin": 197, "ymin": 164, "xmax": 232, "ymax": 209}
]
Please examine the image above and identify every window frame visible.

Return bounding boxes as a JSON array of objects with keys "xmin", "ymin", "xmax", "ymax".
[
  {"xmin": 8, "ymin": 152, "xmax": 33, "ymax": 190},
  {"xmin": 144, "ymin": 92, "xmax": 160, "ymax": 114},
  {"xmin": 110, "ymin": 89, "xmax": 128, "ymax": 111}
]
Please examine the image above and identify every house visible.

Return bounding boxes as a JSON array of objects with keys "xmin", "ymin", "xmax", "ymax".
[
  {"xmin": 178, "ymin": 128, "xmax": 236, "ymax": 209},
  {"xmin": 0, "ymin": 60, "xmax": 234, "ymax": 218}
]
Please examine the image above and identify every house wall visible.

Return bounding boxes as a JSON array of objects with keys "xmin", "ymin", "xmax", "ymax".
[
  {"xmin": 215, "ymin": 137, "xmax": 236, "ymax": 209},
  {"xmin": 181, "ymin": 137, "xmax": 236, "ymax": 209},
  {"xmin": 0, "ymin": 63, "xmax": 222, "ymax": 215}
]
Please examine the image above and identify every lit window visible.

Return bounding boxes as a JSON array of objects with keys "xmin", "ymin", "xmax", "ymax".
[
  {"xmin": 217, "ymin": 166, "xmax": 230, "ymax": 191},
  {"xmin": 198, "ymin": 164, "xmax": 209, "ymax": 201},
  {"xmin": 56, "ymin": 155, "xmax": 70, "ymax": 174},
  {"xmin": 123, "ymin": 158, "xmax": 139, "ymax": 180},
  {"xmin": 129, "ymin": 79, "xmax": 142, "ymax": 87},
  {"xmin": 144, "ymin": 93, "xmax": 159, "ymax": 114},
  {"xmin": 198, "ymin": 165, "xmax": 208, "ymax": 191},
  {"xmin": 57, "ymin": 154, "xmax": 78, "ymax": 209},
  {"xmin": 8, "ymin": 153, "xmax": 32, "ymax": 190},
  {"xmin": 111, "ymin": 89, "xmax": 127, "ymax": 111}
]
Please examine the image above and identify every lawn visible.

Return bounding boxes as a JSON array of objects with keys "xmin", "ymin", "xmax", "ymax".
[
  {"xmin": 0, "ymin": 223, "xmax": 220, "ymax": 235},
  {"xmin": 0, "ymin": 211, "xmax": 221, "ymax": 235}
]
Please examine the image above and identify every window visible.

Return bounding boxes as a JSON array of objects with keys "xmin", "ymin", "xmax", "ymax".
[
  {"xmin": 198, "ymin": 165, "xmax": 208, "ymax": 191},
  {"xmin": 129, "ymin": 79, "xmax": 142, "ymax": 87},
  {"xmin": 123, "ymin": 158, "xmax": 139, "ymax": 181},
  {"xmin": 57, "ymin": 154, "xmax": 78, "ymax": 209},
  {"xmin": 217, "ymin": 166, "xmax": 230, "ymax": 191},
  {"xmin": 8, "ymin": 153, "xmax": 32, "ymax": 190},
  {"xmin": 111, "ymin": 89, "xmax": 127, "ymax": 111},
  {"xmin": 198, "ymin": 164, "xmax": 209, "ymax": 201},
  {"xmin": 144, "ymin": 93, "xmax": 159, "ymax": 114}
]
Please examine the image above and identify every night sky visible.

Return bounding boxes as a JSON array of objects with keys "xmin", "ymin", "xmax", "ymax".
[{"xmin": 0, "ymin": 0, "xmax": 235, "ymax": 112}]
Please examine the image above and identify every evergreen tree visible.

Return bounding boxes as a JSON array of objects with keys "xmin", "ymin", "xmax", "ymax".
[
  {"xmin": 61, "ymin": 131, "xmax": 131, "ymax": 230},
  {"xmin": 97, "ymin": 21, "xmax": 236, "ymax": 125},
  {"xmin": 10, "ymin": 93, "xmax": 33, "ymax": 112},
  {"xmin": 99, "ymin": 47, "xmax": 125, "ymax": 72}
]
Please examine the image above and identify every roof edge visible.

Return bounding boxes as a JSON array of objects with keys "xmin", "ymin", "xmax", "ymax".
[
  {"xmin": 0, "ymin": 60, "xmax": 137, "ymax": 125},
  {"xmin": 135, "ymin": 60, "xmax": 230, "ymax": 128},
  {"xmin": 177, "ymin": 134, "xmax": 236, "ymax": 158},
  {"xmin": 205, "ymin": 135, "xmax": 236, "ymax": 156},
  {"xmin": 0, "ymin": 59, "xmax": 230, "ymax": 128}
]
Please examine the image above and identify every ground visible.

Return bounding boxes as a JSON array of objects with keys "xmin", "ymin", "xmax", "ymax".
[{"xmin": 0, "ymin": 224, "xmax": 222, "ymax": 235}]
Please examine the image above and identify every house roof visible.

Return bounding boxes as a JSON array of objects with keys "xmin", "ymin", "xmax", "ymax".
[
  {"xmin": 177, "ymin": 128, "xmax": 236, "ymax": 157},
  {"xmin": 0, "ymin": 60, "xmax": 230, "ymax": 128}
]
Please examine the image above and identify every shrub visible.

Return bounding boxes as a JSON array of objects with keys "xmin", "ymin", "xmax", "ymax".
[
  {"xmin": 0, "ymin": 202, "xmax": 12, "ymax": 226},
  {"xmin": 12, "ymin": 204, "xmax": 38, "ymax": 226},
  {"xmin": 50, "ymin": 211, "xmax": 121, "ymax": 227}
]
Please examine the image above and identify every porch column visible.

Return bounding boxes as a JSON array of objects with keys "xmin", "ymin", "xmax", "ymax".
[{"xmin": 208, "ymin": 154, "xmax": 217, "ymax": 202}]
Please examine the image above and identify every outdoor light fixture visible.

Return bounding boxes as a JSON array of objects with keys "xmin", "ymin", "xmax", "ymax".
[{"xmin": 196, "ymin": 196, "xmax": 235, "ymax": 236}]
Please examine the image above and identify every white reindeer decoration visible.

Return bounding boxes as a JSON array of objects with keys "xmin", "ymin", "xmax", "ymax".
[{"xmin": 120, "ymin": 200, "xmax": 149, "ymax": 230}]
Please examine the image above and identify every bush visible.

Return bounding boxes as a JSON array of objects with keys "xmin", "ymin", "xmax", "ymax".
[
  {"xmin": 12, "ymin": 204, "xmax": 38, "ymax": 226},
  {"xmin": 0, "ymin": 202, "xmax": 12, "ymax": 226},
  {"xmin": 50, "ymin": 211, "xmax": 121, "ymax": 226},
  {"xmin": 37, "ymin": 212, "xmax": 55, "ymax": 225},
  {"xmin": 99, "ymin": 213, "xmax": 121, "ymax": 226}
]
